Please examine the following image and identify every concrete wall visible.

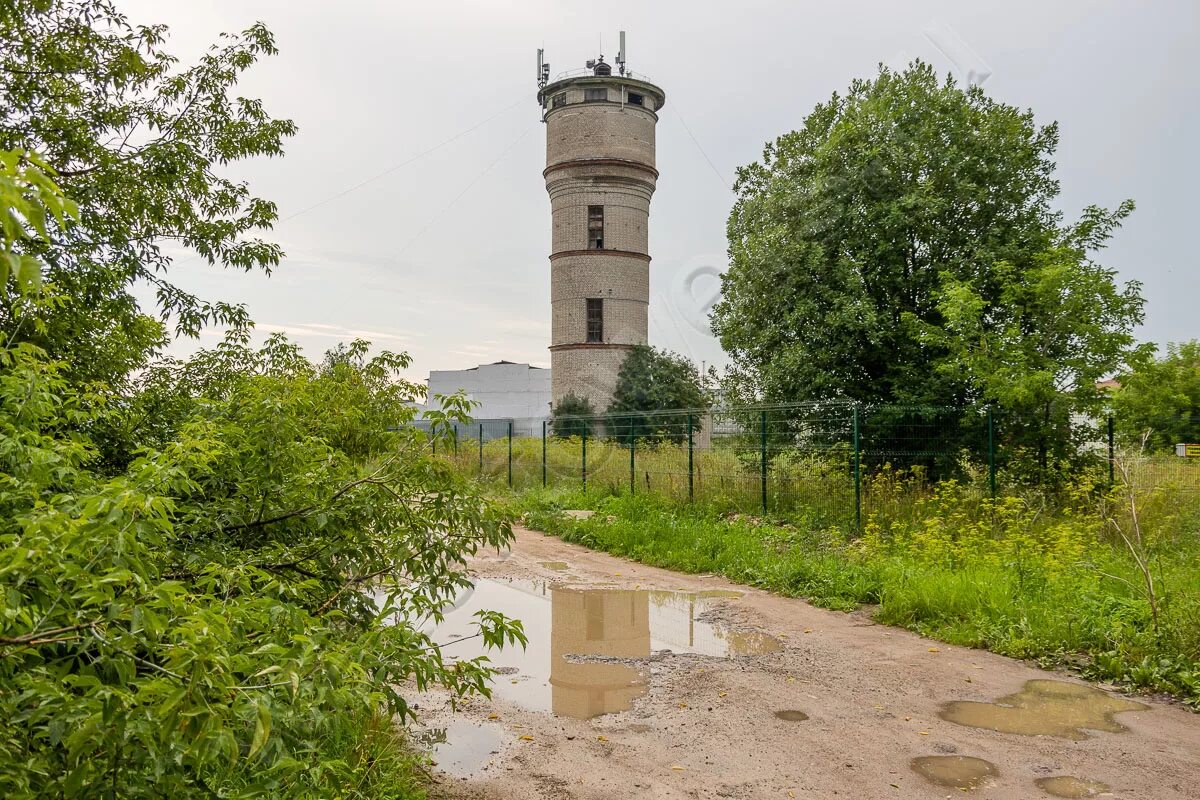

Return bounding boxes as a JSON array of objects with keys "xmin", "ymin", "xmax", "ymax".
[{"xmin": 427, "ymin": 361, "xmax": 551, "ymax": 421}]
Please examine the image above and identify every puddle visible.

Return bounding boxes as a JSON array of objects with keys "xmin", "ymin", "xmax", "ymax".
[
  {"xmin": 939, "ymin": 680, "xmax": 1149, "ymax": 740},
  {"xmin": 420, "ymin": 579, "xmax": 779, "ymax": 720},
  {"xmin": 1035, "ymin": 776, "xmax": 1112, "ymax": 798},
  {"xmin": 416, "ymin": 719, "xmax": 503, "ymax": 778},
  {"xmin": 540, "ymin": 561, "xmax": 570, "ymax": 571},
  {"xmin": 774, "ymin": 709, "xmax": 809, "ymax": 721},
  {"xmin": 910, "ymin": 756, "xmax": 998, "ymax": 790}
]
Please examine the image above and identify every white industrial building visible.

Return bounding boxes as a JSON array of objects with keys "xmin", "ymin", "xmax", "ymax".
[{"xmin": 426, "ymin": 361, "xmax": 551, "ymax": 432}]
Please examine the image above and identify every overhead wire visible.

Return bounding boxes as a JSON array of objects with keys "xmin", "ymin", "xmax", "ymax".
[
  {"xmin": 278, "ymin": 94, "xmax": 528, "ymax": 224},
  {"xmin": 394, "ymin": 122, "xmax": 535, "ymax": 258},
  {"xmin": 670, "ymin": 103, "xmax": 734, "ymax": 193},
  {"xmin": 165, "ymin": 92, "xmax": 529, "ymax": 268}
]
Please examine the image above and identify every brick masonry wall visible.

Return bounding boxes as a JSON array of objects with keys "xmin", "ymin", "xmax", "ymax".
[
  {"xmin": 550, "ymin": 346, "xmax": 631, "ymax": 414},
  {"xmin": 543, "ymin": 74, "xmax": 664, "ymax": 410}
]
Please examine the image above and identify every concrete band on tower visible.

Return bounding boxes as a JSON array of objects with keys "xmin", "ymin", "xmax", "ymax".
[{"xmin": 537, "ymin": 61, "xmax": 666, "ymax": 414}]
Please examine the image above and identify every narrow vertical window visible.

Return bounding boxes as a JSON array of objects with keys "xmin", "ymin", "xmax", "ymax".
[
  {"xmin": 587, "ymin": 205, "xmax": 604, "ymax": 249},
  {"xmin": 586, "ymin": 298, "xmax": 603, "ymax": 343}
]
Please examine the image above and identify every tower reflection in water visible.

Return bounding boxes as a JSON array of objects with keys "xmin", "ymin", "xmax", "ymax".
[
  {"xmin": 421, "ymin": 579, "xmax": 779, "ymax": 720},
  {"xmin": 549, "ymin": 587, "xmax": 650, "ymax": 719}
]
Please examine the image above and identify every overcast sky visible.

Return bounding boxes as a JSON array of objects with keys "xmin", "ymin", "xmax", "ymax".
[{"xmin": 124, "ymin": 0, "xmax": 1198, "ymax": 381}]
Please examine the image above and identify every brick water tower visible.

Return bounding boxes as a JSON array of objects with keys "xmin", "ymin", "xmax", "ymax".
[{"xmin": 536, "ymin": 35, "xmax": 666, "ymax": 412}]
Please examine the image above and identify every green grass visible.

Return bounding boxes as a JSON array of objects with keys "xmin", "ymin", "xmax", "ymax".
[
  {"xmin": 235, "ymin": 710, "xmax": 429, "ymax": 799},
  {"xmin": 514, "ymin": 487, "xmax": 1200, "ymax": 707}
]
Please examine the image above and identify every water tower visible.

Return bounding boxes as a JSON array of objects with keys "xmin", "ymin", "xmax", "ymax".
[{"xmin": 536, "ymin": 34, "xmax": 666, "ymax": 413}]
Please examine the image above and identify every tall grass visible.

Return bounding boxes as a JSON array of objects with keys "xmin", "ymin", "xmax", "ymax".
[{"xmin": 451, "ymin": 434, "xmax": 1200, "ymax": 528}]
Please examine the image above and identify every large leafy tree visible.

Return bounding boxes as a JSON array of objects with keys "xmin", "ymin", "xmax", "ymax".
[
  {"xmin": 0, "ymin": 0, "xmax": 295, "ymax": 389},
  {"xmin": 1, "ymin": 153, "xmax": 525, "ymax": 798},
  {"xmin": 607, "ymin": 344, "xmax": 708, "ymax": 443},
  {"xmin": 1112, "ymin": 341, "xmax": 1200, "ymax": 450},
  {"xmin": 713, "ymin": 61, "xmax": 1144, "ymax": 471},
  {"xmin": 0, "ymin": 4, "xmax": 529, "ymax": 796}
]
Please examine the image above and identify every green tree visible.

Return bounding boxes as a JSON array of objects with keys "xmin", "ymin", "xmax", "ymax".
[
  {"xmin": 930, "ymin": 235, "xmax": 1148, "ymax": 472},
  {"xmin": 0, "ymin": 28, "xmax": 522, "ymax": 792},
  {"xmin": 551, "ymin": 392, "xmax": 595, "ymax": 439},
  {"xmin": 0, "ymin": 0, "xmax": 295, "ymax": 392},
  {"xmin": 1, "ymin": 333, "xmax": 525, "ymax": 798},
  {"xmin": 607, "ymin": 344, "xmax": 708, "ymax": 443},
  {"xmin": 713, "ymin": 61, "xmax": 1143, "ymax": 471},
  {"xmin": 1112, "ymin": 341, "xmax": 1200, "ymax": 450}
]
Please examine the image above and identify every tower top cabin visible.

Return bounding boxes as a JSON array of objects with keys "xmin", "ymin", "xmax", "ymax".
[{"xmin": 537, "ymin": 38, "xmax": 666, "ymax": 413}]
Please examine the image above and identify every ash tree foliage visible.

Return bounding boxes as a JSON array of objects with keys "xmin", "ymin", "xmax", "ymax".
[
  {"xmin": 0, "ymin": 161, "xmax": 524, "ymax": 795},
  {"xmin": 607, "ymin": 344, "xmax": 709, "ymax": 444},
  {"xmin": 713, "ymin": 61, "xmax": 1145, "ymax": 473},
  {"xmin": 0, "ymin": 0, "xmax": 296, "ymax": 390},
  {"xmin": 1112, "ymin": 340, "xmax": 1200, "ymax": 450},
  {"xmin": 0, "ymin": 3, "xmax": 525, "ymax": 797}
]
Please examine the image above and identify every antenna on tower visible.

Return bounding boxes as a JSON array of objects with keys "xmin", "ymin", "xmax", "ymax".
[
  {"xmin": 617, "ymin": 31, "xmax": 626, "ymax": 75},
  {"xmin": 536, "ymin": 48, "xmax": 549, "ymax": 88}
]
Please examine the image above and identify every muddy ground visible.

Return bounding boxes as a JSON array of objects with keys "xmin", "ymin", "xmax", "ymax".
[{"xmin": 414, "ymin": 526, "xmax": 1200, "ymax": 799}]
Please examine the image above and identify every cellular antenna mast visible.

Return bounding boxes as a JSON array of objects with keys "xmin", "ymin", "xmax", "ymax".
[
  {"xmin": 536, "ymin": 47, "xmax": 549, "ymax": 88},
  {"xmin": 616, "ymin": 30, "xmax": 627, "ymax": 75}
]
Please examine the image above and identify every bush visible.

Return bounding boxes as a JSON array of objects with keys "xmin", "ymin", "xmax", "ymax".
[{"xmin": 0, "ymin": 335, "xmax": 524, "ymax": 798}]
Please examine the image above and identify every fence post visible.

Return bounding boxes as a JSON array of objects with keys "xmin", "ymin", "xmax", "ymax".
[
  {"xmin": 507, "ymin": 421, "xmax": 513, "ymax": 488},
  {"xmin": 987, "ymin": 407, "xmax": 996, "ymax": 499},
  {"xmin": 852, "ymin": 405, "xmax": 862, "ymax": 531},
  {"xmin": 452, "ymin": 424, "xmax": 458, "ymax": 456},
  {"xmin": 582, "ymin": 426, "xmax": 587, "ymax": 492},
  {"xmin": 541, "ymin": 419, "xmax": 547, "ymax": 488},
  {"xmin": 687, "ymin": 413, "xmax": 694, "ymax": 502},
  {"xmin": 430, "ymin": 429, "xmax": 435, "ymax": 456},
  {"xmin": 760, "ymin": 409, "xmax": 768, "ymax": 513},
  {"xmin": 1107, "ymin": 415, "xmax": 1115, "ymax": 485},
  {"xmin": 629, "ymin": 416, "xmax": 636, "ymax": 494},
  {"xmin": 478, "ymin": 422, "xmax": 483, "ymax": 477}
]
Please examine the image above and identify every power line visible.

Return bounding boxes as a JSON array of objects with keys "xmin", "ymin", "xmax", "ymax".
[
  {"xmin": 395, "ymin": 123, "xmax": 534, "ymax": 258},
  {"xmin": 279, "ymin": 95, "xmax": 527, "ymax": 224},
  {"xmin": 670, "ymin": 103, "xmax": 733, "ymax": 193},
  {"xmin": 167, "ymin": 93, "xmax": 529, "ymax": 268}
]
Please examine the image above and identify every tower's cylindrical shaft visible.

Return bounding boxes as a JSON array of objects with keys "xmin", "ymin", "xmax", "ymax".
[{"xmin": 538, "ymin": 68, "xmax": 666, "ymax": 413}]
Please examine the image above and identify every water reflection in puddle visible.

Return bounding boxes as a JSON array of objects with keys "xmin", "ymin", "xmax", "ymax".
[
  {"xmin": 1035, "ymin": 776, "xmax": 1112, "ymax": 798},
  {"xmin": 939, "ymin": 680, "xmax": 1149, "ymax": 740},
  {"xmin": 425, "ymin": 579, "xmax": 779, "ymax": 720},
  {"xmin": 416, "ymin": 720, "xmax": 503, "ymax": 778},
  {"xmin": 910, "ymin": 755, "xmax": 998, "ymax": 790}
]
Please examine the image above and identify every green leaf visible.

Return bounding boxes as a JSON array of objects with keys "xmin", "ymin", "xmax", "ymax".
[{"xmin": 248, "ymin": 701, "xmax": 271, "ymax": 760}]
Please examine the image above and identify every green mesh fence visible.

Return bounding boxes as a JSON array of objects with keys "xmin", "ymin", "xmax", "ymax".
[{"xmin": 417, "ymin": 406, "xmax": 1200, "ymax": 529}]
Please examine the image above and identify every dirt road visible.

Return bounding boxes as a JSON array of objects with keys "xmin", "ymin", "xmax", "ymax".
[{"xmin": 417, "ymin": 526, "xmax": 1200, "ymax": 799}]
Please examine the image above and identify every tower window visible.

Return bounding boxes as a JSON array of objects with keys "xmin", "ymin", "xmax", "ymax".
[
  {"xmin": 584, "ymin": 88, "xmax": 607, "ymax": 102},
  {"xmin": 587, "ymin": 205, "xmax": 604, "ymax": 249},
  {"xmin": 586, "ymin": 298, "xmax": 603, "ymax": 343},
  {"xmin": 627, "ymin": 92, "xmax": 644, "ymax": 107},
  {"xmin": 551, "ymin": 92, "xmax": 566, "ymax": 108}
]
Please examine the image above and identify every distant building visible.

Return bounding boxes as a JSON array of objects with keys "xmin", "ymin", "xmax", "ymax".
[{"xmin": 426, "ymin": 361, "xmax": 551, "ymax": 430}]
